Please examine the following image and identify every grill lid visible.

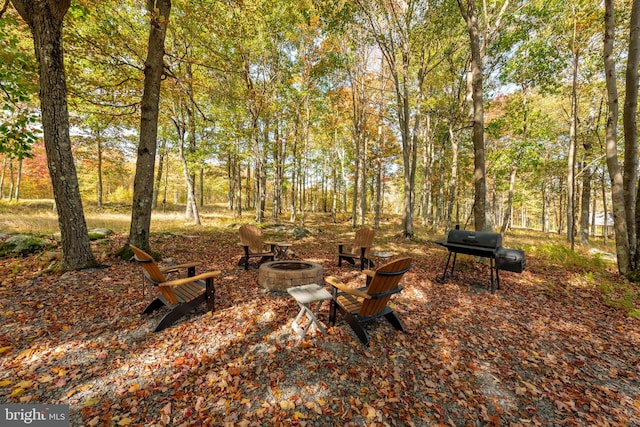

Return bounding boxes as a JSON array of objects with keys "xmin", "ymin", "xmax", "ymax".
[{"xmin": 446, "ymin": 230, "xmax": 502, "ymax": 249}]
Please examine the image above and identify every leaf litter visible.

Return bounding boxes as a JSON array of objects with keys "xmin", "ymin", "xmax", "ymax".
[{"xmin": 0, "ymin": 228, "xmax": 638, "ymax": 426}]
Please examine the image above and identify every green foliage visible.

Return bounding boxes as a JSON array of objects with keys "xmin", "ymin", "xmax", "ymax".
[
  {"xmin": 109, "ymin": 186, "xmax": 133, "ymax": 204},
  {"xmin": 0, "ymin": 10, "xmax": 40, "ymax": 160}
]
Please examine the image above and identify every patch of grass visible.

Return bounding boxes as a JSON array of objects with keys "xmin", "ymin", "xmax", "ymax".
[
  {"xmin": 525, "ymin": 243, "xmax": 607, "ymax": 270},
  {"xmin": 598, "ymin": 280, "xmax": 640, "ymax": 318}
]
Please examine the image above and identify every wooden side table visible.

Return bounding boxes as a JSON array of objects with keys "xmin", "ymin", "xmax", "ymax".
[
  {"xmin": 273, "ymin": 242, "xmax": 292, "ymax": 260},
  {"xmin": 369, "ymin": 252, "xmax": 394, "ymax": 268}
]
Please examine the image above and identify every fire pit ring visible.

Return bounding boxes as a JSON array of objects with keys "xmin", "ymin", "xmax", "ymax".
[{"xmin": 258, "ymin": 261, "xmax": 323, "ymax": 292}]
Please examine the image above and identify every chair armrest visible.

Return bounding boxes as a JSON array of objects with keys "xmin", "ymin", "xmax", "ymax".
[
  {"xmin": 162, "ymin": 271, "xmax": 221, "ymax": 287},
  {"xmin": 325, "ymin": 276, "xmax": 371, "ymax": 299},
  {"xmin": 160, "ymin": 262, "xmax": 201, "ymax": 274}
]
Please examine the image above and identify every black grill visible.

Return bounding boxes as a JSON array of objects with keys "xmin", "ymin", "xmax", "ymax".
[
  {"xmin": 445, "ymin": 230, "xmax": 502, "ymax": 251},
  {"xmin": 435, "ymin": 229, "xmax": 525, "ymax": 293}
]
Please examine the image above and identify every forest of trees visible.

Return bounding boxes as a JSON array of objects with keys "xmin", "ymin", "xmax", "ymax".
[{"xmin": 1, "ymin": 0, "xmax": 640, "ymax": 274}]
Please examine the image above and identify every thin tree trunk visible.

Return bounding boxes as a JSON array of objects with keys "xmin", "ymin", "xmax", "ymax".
[
  {"xmin": 227, "ymin": 152, "xmax": 235, "ymax": 211},
  {"xmin": 0, "ymin": 155, "xmax": 6, "ymax": 199},
  {"xmin": 567, "ymin": 12, "xmax": 579, "ymax": 249},
  {"xmin": 153, "ymin": 138, "xmax": 166, "ymax": 210},
  {"xmin": 15, "ymin": 158, "xmax": 21, "ymax": 201},
  {"xmin": 128, "ymin": 0, "xmax": 172, "ymax": 252},
  {"xmin": 541, "ymin": 180, "xmax": 548, "ymax": 232},
  {"xmin": 602, "ymin": 169, "xmax": 609, "ymax": 245},
  {"xmin": 591, "ymin": 193, "xmax": 596, "ymax": 237},
  {"xmin": 604, "ymin": 0, "xmax": 630, "ymax": 274},
  {"xmin": 8, "ymin": 159, "xmax": 14, "ymax": 201},
  {"xmin": 446, "ymin": 123, "xmax": 459, "ymax": 231},
  {"xmin": 627, "ymin": 0, "xmax": 640, "ymax": 266},
  {"xmin": 500, "ymin": 161, "xmax": 518, "ymax": 234},
  {"xmin": 96, "ymin": 134, "xmax": 103, "ymax": 207},
  {"xmin": 422, "ymin": 114, "xmax": 434, "ymax": 227},
  {"xmin": 179, "ymin": 145, "xmax": 199, "ymax": 224},
  {"xmin": 199, "ymin": 168, "xmax": 204, "ymax": 207},
  {"xmin": 359, "ymin": 137, "xmax": 367, "ymax": 226}
]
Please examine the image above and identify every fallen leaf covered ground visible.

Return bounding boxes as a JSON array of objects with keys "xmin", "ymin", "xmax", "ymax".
[{"xmin": 0, "ymin": 224, "xmax": 639, "ymax": 426}]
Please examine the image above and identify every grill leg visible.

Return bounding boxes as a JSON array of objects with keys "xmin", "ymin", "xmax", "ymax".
[
  {"xmin": 441, "ymin": 251, "xmax": 453, "ymax": 282},
  {"xmin": 450, "ymin": 253, "xmax": 458, "ymax": 276},
  {"xmin": 490, "ymin": 257, "xmax": 498, "ymax": 294}
]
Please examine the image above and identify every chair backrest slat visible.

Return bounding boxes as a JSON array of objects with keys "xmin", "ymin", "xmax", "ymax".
[
  {"xmin": 359, "ymin": 257, "xmax": 412, "ymax": 317},
  {"xmin": 239, "ymin": 224, "xmax": 265, "ymax": 254},
  {"xmin": 351, "ymin": 227, "xmax": 375, "ymax": 258},
  {"xmin": 130, "ymin": 245, "xmax": 182, "ymax": 304},
  {"xmin": 130, "ymin": 245, "xmax": 167, "ymax": 285}
]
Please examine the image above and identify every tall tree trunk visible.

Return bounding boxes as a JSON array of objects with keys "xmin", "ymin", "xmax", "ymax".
[
  {"xmin": 602, "ymin": 169, "xmax": 609, "ymax": 245},
  {"xmin": 290, "ymin": 112, "xmax": 298, "ymax": 222},
  {"xmin": 97, "ymin": 134, "xmax": 103, "ymax": 208},
  {"xmin": 446, "ymin": 123, "xmax": 459, "ymax": 231},
  {"xmin": 199, "ymin": 168, "xmax": 204, "ymax": 207},
  {"xmin": 359, "ymin": 137, "xmax": 367, "ymax": 226},
  {"xmin": 153, "ymin": 138, "xmax": 166, "ymax": 210},
  {"xmin": 627, "ymin": 0, "xmax": 640, "ymax": 267},
  {"xmin": 422, "ymin": 114, "xmax": 434, "ymax": 227},
  {"xmin": 541, "ymin": 179, "xmax": 548, "ymax": 233},
  {"xmin": 272, "ymin": 120, "xmax": 282, "ymax": 220},
  {"xmin": 179, "ymin": 144, "xmax": 199, "ymax": 224},
  {"xmin": 591, "ymin": 193, "xmax": 596, "ymax": 237},
  {"xmin": 8, "ymin": 159, "xmax": 14, "ymax": 201},
  {"xmin": 580, "ymin": 96, "xmax": 599, "ymax": 245},
  {"xmin": 236, "ymin": 157, "xmax": 242, "ymax": 217},
  {"xmin": 500, "ymin": 161, "xmax": 518, "ymax": 234},
  {"xmin": 0, "ymin": 155, "xmax": 6, "ymax": 199},
  {"xmin": 502, "ymin": 87, "xmax": 527, "ymax": 234},
  {"xmin": 458, "ymin": 0, "xmax": 487, "ymax": 231},
  {"xmin": 11, "ymin": 0, "xmax": 97, "ymax": 269},
  {"xmin": 15, "ymin": 158, "xmax": 21, "ymax": 201},
  {"xmin": 435, "ymin": 137, "xmax": 446, "ymax": 228},
  {"xmin": 172, "ymin": 117, "xmax": 200, "ymax": 224},
  {"xmin": 604, "ymin": 0, "xmax": 630, "ymax": 274},
  {"xmin": 579, "ymin": 161, "xmax": 592, "ymax": 245},
  {"xmin": 128, "ymin": 0, "xmax": 171, "ymax": 253},
  {"xmin": 349, "ymin": 67, "xmax": 363, "ymax": 228},
  {"xmin": 567, "ymin": 11, "xmax": 579, "ymax": 249}
]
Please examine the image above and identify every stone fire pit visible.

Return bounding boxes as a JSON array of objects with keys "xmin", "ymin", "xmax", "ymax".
[{"xmin": 258, "ymin": 261, "xmax": 323, "ymax": 292}]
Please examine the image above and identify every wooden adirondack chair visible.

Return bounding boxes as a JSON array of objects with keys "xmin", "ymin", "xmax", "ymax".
[
  {"xmin": 238, "ymin": 224, "xmax": 275, "ymax": 270},
  {"xmin": 130, "ymin": 245, "xmax": 221, "ymax": 332},
  {"xmin": 338, "ymin": 226, "xmax": 375, "ymax": 270},
  {"xmin": 326, "ymin": 257, "xmax": 412, "ymax": 346}
]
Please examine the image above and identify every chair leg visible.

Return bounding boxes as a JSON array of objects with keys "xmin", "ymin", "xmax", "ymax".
[
  {"xmin": 143, "ymin": 298, "xmax": 165, "ymax": 314},
  {"xmin": 339, "ymin": 255, "xmax": 355, "ymax": 266},
  {"xmin": 153, "ymin": 296, "xmax": 205, "ymax": 332},
  {"xmin": 205, "ymin": 277, "xmax": 215, "ymax": 312},
  {"xmin": 329, "ymin": 294, "xmax": 337, "ymax": 326},
  {"xmin": 343, "ymin": 311, "xmax": 371, "ymax": 346},
  {"xmin": 384, "ymin": 311, "xmax": 406, "ymax": 332}
]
